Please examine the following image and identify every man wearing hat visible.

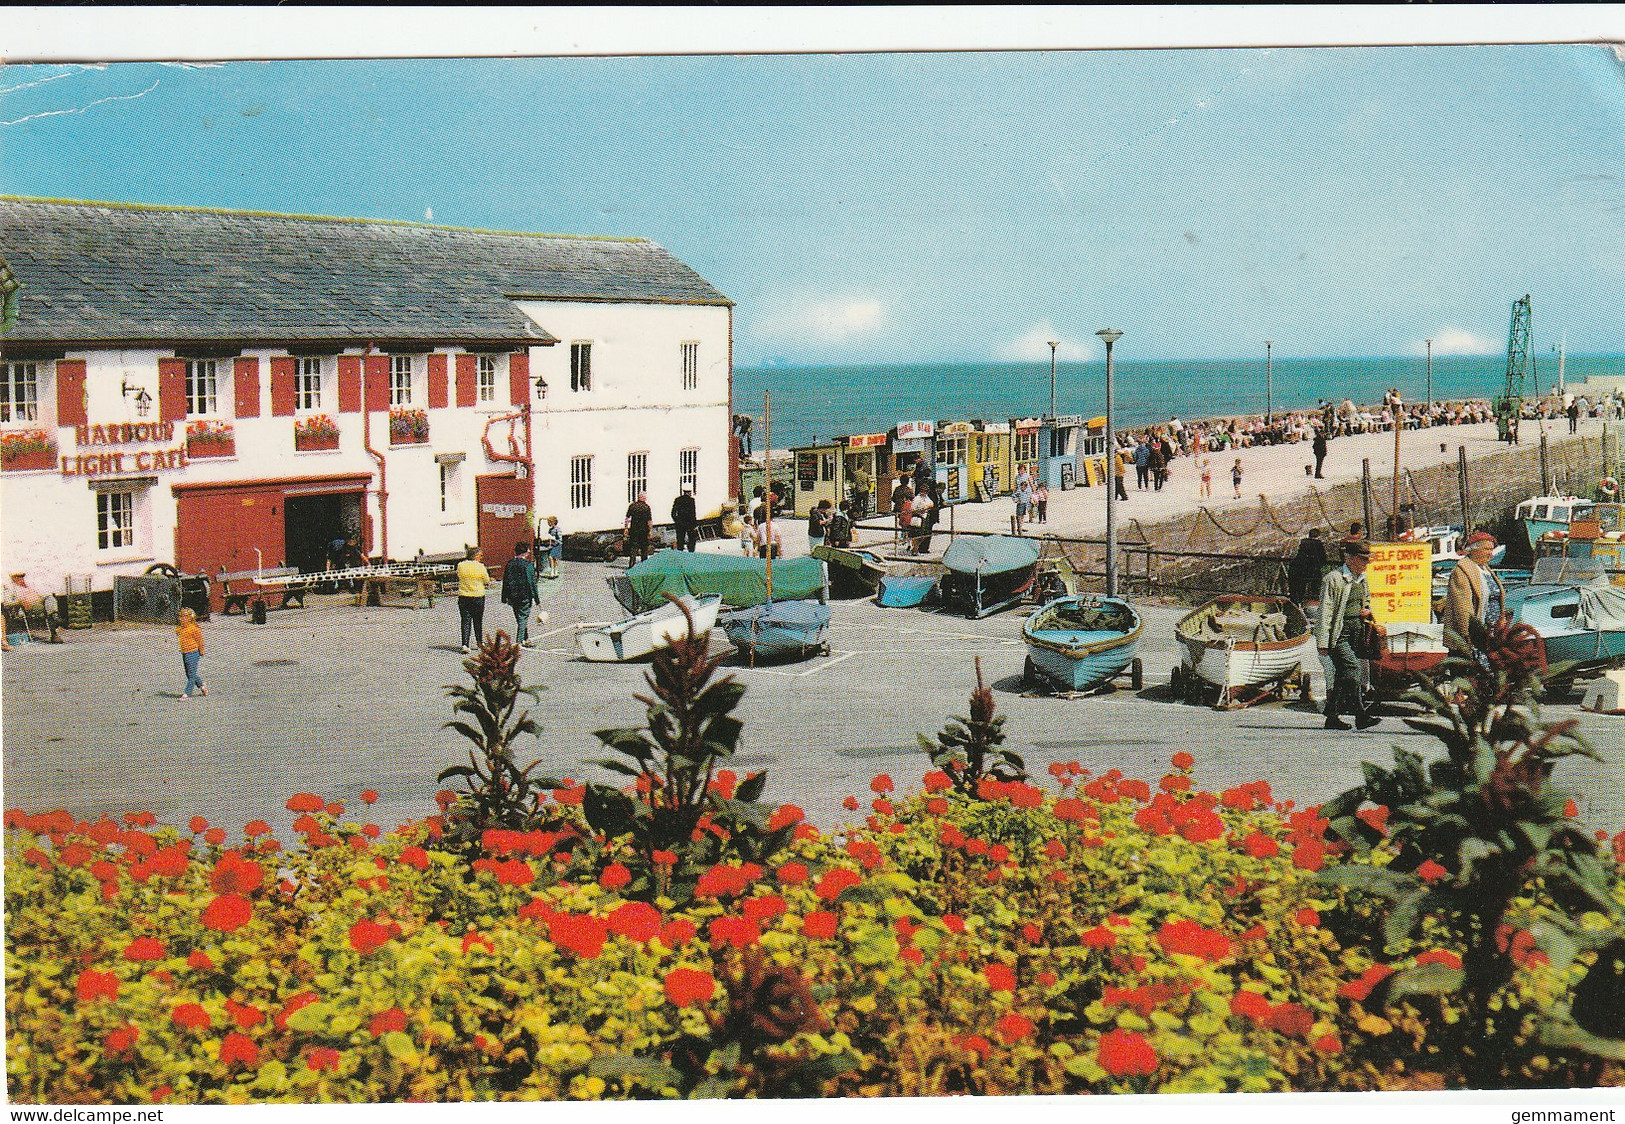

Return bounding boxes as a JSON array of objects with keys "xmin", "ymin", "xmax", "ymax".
[
  {"xmin": 1442, "ymin": 531, "xmax": 1505, "ymax": 658},
  {"xmin": 1314, "ymin": 539, "xmax": 1380, "ymax": 730},
  {"xmin": 670, "ymin": 483, "xmax": 699, "ymax": 553}
]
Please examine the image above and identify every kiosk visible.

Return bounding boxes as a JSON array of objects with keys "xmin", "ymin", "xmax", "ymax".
[
  {"xmin": 970, "ymin": 421, "xmax": 1011, "ymax": 501},
  {"xmin": 1040, "ymin": 415, "xmax": 1083, "ymax": 490},
  {"xmin": 934, "ymin": 422, "xmax": 973, "ymax": 503},
  {"xmin": 843, "ymin": 432, "xmax": 887, "ymax": 518},
  {"xmin": 788, "ymin": 442, "xmax": 843, "ymax": 517},
  {"xmin": 1012, "ymin": 418, "xmax": 1043, "ymax": 489}
]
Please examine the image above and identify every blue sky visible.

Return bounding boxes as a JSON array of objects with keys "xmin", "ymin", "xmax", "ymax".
[{"xmin": 2, "ymin": 43, "xmax": 1623, "ymax": 366}]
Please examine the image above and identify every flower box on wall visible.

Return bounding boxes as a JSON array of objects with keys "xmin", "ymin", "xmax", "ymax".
[
  {"xmin": 185, "ymin": 420, "xmax": 236, "ymax": 459},
  {"xmin": 0, "ymin": 430, "xmax": 56, "ymax": 471},
  {"xmin": 389, "ymin": 408, "xmax": 429, "ymax": 446},
  {"xmin": 294, "ymin": 414, "xmax": 341, "ymax": 452}
]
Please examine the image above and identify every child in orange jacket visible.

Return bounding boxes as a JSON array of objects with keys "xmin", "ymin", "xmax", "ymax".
[{"xmin": 176, "ymin": 607, "xmax": 206, "ymax": 699}]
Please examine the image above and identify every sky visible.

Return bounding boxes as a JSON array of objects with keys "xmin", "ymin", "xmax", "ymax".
[{"xmin": 2, "ymin": 21, "xmax": 1624, "ymax": 367}]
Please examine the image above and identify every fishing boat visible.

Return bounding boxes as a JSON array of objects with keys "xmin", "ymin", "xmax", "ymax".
[
  {"xmin": 939, "ymin": 535, "xmax": 1042, "ymax": 619},
  {"xmin": 1021, "ymin": 594, "xmax": 1143, "ymax": 693},
  {"xmin": 719, "ymin": 600, "xmax": 832, "ymax": 661},
  {"xmin": 1369, "ymin": 621, "xmax": 1449, "ymax": 692},
  {"xmin": 1508, "ymin": 558, "xmax": 1625, "ymax": 687},
  {"xmin": 810, "ymin": 544, "xmax": 890, "ymax": 599},
  {"xmin": 877, "ymin": 572, "xmax": 941, "ymax": 608},
  {"xmin": 622, "ymin": 550, "xmax": 826, "ymax": 610},
  {"xmin": 1173, "ymin": 595, "xmax": 1313, "ymax": 709},
  {"xmin": 575, "ymin": 595, "xmax": 722, "ymax": 663},
  {"xmin": 1516, "ymin": 495, "xmax": 1595, "ymax": 555}
]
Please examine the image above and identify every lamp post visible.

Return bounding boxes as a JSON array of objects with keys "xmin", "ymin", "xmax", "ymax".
[
  {"xmin": 1425, "ymin": 338, "xmax": 1433, "ymax": 414},
  {"xmin": 1047, "ymin": 339, "xmax": 1060, "ymax": 420},
  {"xmin": 1265, "ymin": 340, "xmax": 1273, "ymax": 423},
  {"xmin": 1096, "ymin": 328, "xmax": 1123, "ymax": 597}
]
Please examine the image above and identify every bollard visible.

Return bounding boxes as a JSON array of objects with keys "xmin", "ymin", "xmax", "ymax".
[{"xmin": 250, "ymin": 598, "xmax": 268, "ymax": 625}]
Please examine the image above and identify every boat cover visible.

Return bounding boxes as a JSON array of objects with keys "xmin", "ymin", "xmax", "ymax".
[
  {"xmin": 625, "ymin": 550, "xmax": 825, "ymax": 609},
  {"xmin": 1579, "ymin": 584, "xmax": 1625, "ymax": 631},
  {"xmin": 1531, "ymin": 557, "xmax": 1609, "ymax": 587},
  {"xmin": 941, "ymin": 535, "xmax": 1042, "ymax": 575}
]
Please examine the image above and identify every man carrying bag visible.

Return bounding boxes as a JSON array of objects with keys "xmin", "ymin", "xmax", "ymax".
[{"xmin": 1314, "ymin": 539, "xmax": 1381, "ymax": 731}]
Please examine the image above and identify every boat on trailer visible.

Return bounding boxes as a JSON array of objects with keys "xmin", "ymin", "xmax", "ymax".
[
  {"xmin": 939, "ymin": 535, "xmax": 1042, "ymax": 619},
  {"xmin": 810, "ymin": 544, "xmax": 891, "ymax": 599},
  {"xmin": 575, "ymin": 595, "xmax": 723, "ymax": 663},
  {"xmin": 719, "ymin": 600, "xmax": 833, "ymax": 661},
  {"xmin": 1173, "ymin": 595, "xmax": 1313, "ymax": 709},
  {"xmin": 1369, "ymin": 620, "xmax": 1450, "ymax": 693},
  {"xmin": 1508, "ymin": 557, "xmax": 1625, "ymax": 689},
  {"xmin": 1021, "ymin": 594, "xmax": 1143, "ymax": 693}
]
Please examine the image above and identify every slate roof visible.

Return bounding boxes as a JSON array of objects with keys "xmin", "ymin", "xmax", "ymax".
[{"xmin": 0, "ymin": 197, "xmax": 731, "ymax": 348}]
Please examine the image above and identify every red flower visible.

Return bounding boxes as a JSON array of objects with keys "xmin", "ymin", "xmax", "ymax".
[
  {"xmin": 1267, "ymin": 1002, "xmax": 1314, "ymax": 1039},
  {"xmin": 996, "ymin": 1012, "xmax": 1036, "ymax": 1043},
  {"xmin": 923, "ymin": 770, "xmax": 953, "ymax": 793},
  {"xmin": 742, "ymin": 894, "xmax": 788, "ymax": 925},
  {"xmin": 462, "ymin": 930, "xmax": 495, "ymax": 955},
  {"xmin": 1337, "ymin": 964, "xmax": 1395, "ymax": 1002},
  {"xmin": 1416, "ymin": 948, "xmax": 1463, "ymax": 970},
  {"xmin": 776, "ymin": 861, "xmax": 809, "ymax": 886},
  {"xmin": 1356, "ymin": 805, "xmax": 1390, "ymax": 835},
  {"xmin": 275, "ymin": 991, "xmax": 319, "ymax": 1030},
  {"xmin": 802, "ymin": 911, "xmax": 839, "ymax": 940},
  {"xmin": 494, "ymin": 858, "xmax": 534, "ymax": 886},
  {"xmin": 286, "ymin": 793, "xmax": 325, "ymax": 813},
  {"xmin": 1564, "ymin": 799, "xmax": 1579, "ymax": 818},
  {"xmin": 325, "ymin": 802, "xmax": 345, "ymax": 818},
  {"xmin": 1155, "ymin": 919, "xmax": 1232, "ymax": 962},
  {"xmin": 607, "ymin": 901, "xmax": 664, "ymax": 943},
  {"xmin": 842, "ymin": 796, "xmax": 860, "ymax": 811},
  {"xmin": 942, "ymin": 914, "xmax": 966, "ymax": 934},
  {"xmin": 1291, "ymin": 839, "xmax": 1327, "ymax": 872},
  {"xmin": 204, "ymin": 828, "xmax": 227, "ymax": 846},
  {"xmin": 210, "ymin": 853, "xmax": 264, "ymax": 896},
  {"xmin": 695, "ymin": 863, "xmax": 762, "ymax": 899},
  {"xmin": 1242, "ymin": 831, "xmax": 1279, "ymax": 858},
  {"xmin": 661, "ymin": 919, "xmax": 697, "ymax": 948},
  {"xmin": 398, "ymin": 845, "xmax": 429, "ymax": 871},
  {"xmin": 1415, "ymin": 859, "xmax": 1449, "ymax": 883},
  {"xmin": 1230, "ymin": 989, "xmax": 1271, "ymax": 1023},
  {"xmin": 1022, "ymin": 922, "xmax": 1043, "ymax": 944},
  {"xmin": 664, "ymin": 967, "xmax": 717, "ymax": 1008},
  {"xmin": 709, "ymin": 915, "xmax": 761, "ymax": 949},
  {"xmin": 598, "ymin": 862, "xmax": 631, "ymax": 890},
  {"xmin": 201, "ymin": 894, "xmax": 254, "ymax": 933},
  {"xmin": 871, "ymin": 774, "xmax": 894, "ymax": 794},
  {"xmin": 1097, "ymin": 1029, "xmax": 1159, "ymax": 1077},
  {"xmin": 652, "ymin": 849, "xmax": 678, "ymax": 867},
  {"xmin": 171, "ymin": 1003, "xmax": 211, "ymax": 1030},
  {"xmin": 548, "ymin": 913, "xmax": 608, "ymax": 959},
  {"xmin": 767, "ymin": 804, "xmax": 805, "ymax": 832},
  {"xmin": 186, "ymin": 950, "xmax": 215, "ymax": 971},
  {"xmin": 361, "ymin": 789, "xmax": 379, "ymax": 804},
  {"xmin": 104, "ymin": 1025, "xmax": 140, "ymax": 1056},
  {"xmin": 983, "ymin": 962, "xmax": 1017, "ymax": 992},
  {"xmin": 189, "ymin": 816, "xmax": 209, "ymax": 834},
  {"xmin": 124, "ymin": 811, "xmax": 157, "ymax": 828},
  {"xmin": 1171, "ymin": 751, "xmax": 1194, "ymax": 770},
  {"xmin": 552, "ymin": 784, "xmax": 585, "ymax": 806},
  {"xmin": 1313, "ymin": 1033, "xmax": 1342, "ymax": 1055},
  {"xmin": 307, "ymin": 1046, "xmax": 341, "ymax": 1073},
  {"xmin": 1081, "ymin": 925, "xmax": 1116, "ymax": 949},
  {"xmin": 76, "ymin": 968, "xmax": 120, "ymax": 1002},
  {"xmin": 814, "ymin": 867, "xmax": 862, "ymax": 902},
  {"xmin": 369, "ymin": 1008, "xmax": 409, "ymax": 1037},
  {"xmin": 1043, "ymin": 839, "xmax": 1068, "ymax": 861},
  {"xmin": 348, "ymin": 919, "xmax": 392, "ymax": 954},
  {"xmin": 226, "ymin": 1000, "xmax": 264, "ymax": 1030},
  {"xmin": 219, "ymin": 1031, "xmax": 259, "ymax": 1068},
  {"xmin": 1294, "ymin": 908, "xmax": 1320, "ymax": 928},
  {"xmin": 956, "ymin": 1034, "xmax": 992, "ymax": 1059},
  {"xmin": 292, "ymin": 815, "xmax": 320, "ymax": 836},
  {"xmin": 122, "ymin": 936, "xmax": 166, "ymax": 962}
]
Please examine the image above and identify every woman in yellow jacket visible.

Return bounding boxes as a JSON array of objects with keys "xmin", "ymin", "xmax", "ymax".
[
  {"xmin": 176, "ymin": 607, "xmax": 206, "ymax": 699},
  {"xmin": 456, "ymin": 546, "xmax": 492, "ymax": 654}
]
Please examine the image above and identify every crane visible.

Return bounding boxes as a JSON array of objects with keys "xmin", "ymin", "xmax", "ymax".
[{"xmin": 1495, "ymin": 294, "xmax": 1532, "ymax": 444}]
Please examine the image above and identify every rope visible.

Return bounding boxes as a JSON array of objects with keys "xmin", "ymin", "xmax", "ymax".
[
  {"xmin": 1309, "ymin": 486, "xmax": 1342, "ymax": 535},
  {"xmin": 1201, "ymin": 504, "xmax": 1267, "ymax": 538},
  {"xmin": 1260, "ymin": 496, "xmax": 1306, "ymax": 537}
]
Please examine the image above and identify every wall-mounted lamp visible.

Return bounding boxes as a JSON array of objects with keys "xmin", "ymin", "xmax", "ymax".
[
  {"xmin": 534, "ymin": 374, "xmax": 549, "ymax": 401},
  {"xmin": 133, "ymin": 388, "xmax": 152, "ymax": 417}
]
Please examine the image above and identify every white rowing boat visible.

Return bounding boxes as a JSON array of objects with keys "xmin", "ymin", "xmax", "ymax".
[{"xmin": 575, "ymin": 595, "xmax": 721, "ymax": 662}]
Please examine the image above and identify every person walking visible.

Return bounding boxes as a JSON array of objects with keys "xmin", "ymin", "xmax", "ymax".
[
  {"xmin": 807, "ymin": 499, "xmax": 831, "ymax": 551},
  {"xmin": 1113, "ymin": 446, "xmax": 1129, "ymax": 501},
  {"xmin": 1568, "ymin": 395, "xmax": 1581, "ymax": 435},
  {"xmin": 671, "ymin": 484, "xmax": 699, "ymax": 552},
  {"xmin": 1013, "ymin": 474, "xmax": 1032, "ymax": 533},
  {"xmin": 500, "ymin": 541, "xmax": 541, "ymax": 648},
  {"xmin": 456, "ymin": 546, "xmax": 492, "ymax": 653},
  {"xmin": 624, "ymin": 492, "xmax": 654, "ymax": 563},
  {"xmin": 1198, "ymin": 456, "xmax": 1213, "ymax": 499},
  {"xmin": 541, "ymin": 516, "xmax": 563, "ymax": 578},
  {"xmin": 175, "ymin": 606, "xmax": 206, "ymax": 699},
  {"xmin": 1288, "ymin": 527, "xmax": 1328, "ymax": 605},
  {"xmin": 1315, "ymin": 539, "xmax": 1380, "ymax": 730},
  {"xmin": 851, "ymin": 465, "xmax": 873, "ymax": 519},
  {"xmin": 827, "ymin": 501, "xmax": 853, "ymax": 549},
  {"xmin": 1034, "ymin": 482, "xmax": 1049, "ymax": 523},
  {"xmin": 1312, "ymin": 428, "xmax": 1328, "ymax": 479},
  {"xmin": 1441, "ymin": 531, "xmax": 1506, "ymax": 660},
  {"xmin": 1148, "ymin": 439, "xmax": 1167, "ymax": 492},
  {"xmin": 1231, "ymin": 458, "xmax": 1244, "ymax": 499},
  {"xmin": 1133, "ymin": 437, "xmax": 1151, "ymax": 490}
]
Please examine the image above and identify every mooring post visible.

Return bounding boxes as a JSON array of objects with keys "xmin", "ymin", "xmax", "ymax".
[
  {"xmin": 1361, "ymin": 458, "xmax": 1374, "ymax": 541},
  {"xmin": 1457, "ymin": 445, "xmax": 1471, "ymax": 530}
]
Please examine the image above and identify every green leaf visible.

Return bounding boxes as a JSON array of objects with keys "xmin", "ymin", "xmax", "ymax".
[
  {"xmin": 586, "ymin": 758, "xmax": 645, "ymax": 779},
  {"xmin": 382, "ymin": 1030, "xmax": 420, "ymax": 1065},
  {"xmin": 588, "ymin": 1052, "xmax": 682, "ymax": 1090},
  {"xmin": 583, "ymin": 785, "xmax": 638, "ymax": 839},
  {"xmin": 1537, "ymin": 1020, "xmax": 1625, "ymax": 1063},
  {"xmin": 1383, "ymin": 885, "xmax": 1435, "ymax": 947},
  {"xmin": 1379, "ymin": 963, "xmax": 1465, "ymax": 1002},
  {"xmin": 734, "ymin": 771, "xmax": 768, "ymax": 804},
  {"xmin": 436, "ymin": 765, "xmax": 477, "ymax": 784},
  {"xmin": 1315, "ymin": 864, "xmax": 1420, "ymax": 901}
]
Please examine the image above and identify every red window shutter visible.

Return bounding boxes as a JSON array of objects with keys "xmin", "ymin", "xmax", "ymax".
[
  {"xmin": 363, "ymin": 355, "xmax": 390, "ymax": 412},
  {"xmin": 269, "ymin": 357, "xmax": 297, "ymax": 416},
  {"xmin": 337, "ymin": 356, "xmax": 362, "ymax": 414},
  {"xmin": 233, "ymin": 357, "xmax": 261, "ymax": 418},
  {"xmin": 455, "ymin": 354, "xmax": 477, "ymax": 408},
  {"xmin": 508, "ymin": 351, "xmax": 530, "ymax": 406},
  {"xmin": 158, "ymin": 358, "xmax": 188, "ymax": 421},
  {"xmin": 54, "ymin": 359, "xmax": 87, "ymax": 428},
  {"xmin": 427, "ymin": 353, "xmax": 449, "ymax": 409}
]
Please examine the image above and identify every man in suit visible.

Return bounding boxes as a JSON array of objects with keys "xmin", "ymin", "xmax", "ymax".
[
  {"xmin": 1314, "ymin": 539, "xmax": 1380, "ymax": 731},
  {"xmin": 1441, "ymin": 531, "xmax": 1505, "ymax": 658}
]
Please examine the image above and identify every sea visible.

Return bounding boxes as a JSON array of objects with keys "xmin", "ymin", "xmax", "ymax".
[{"xmin": 734, "ymin": 354, "xmax": 1625, "ymax": 451}]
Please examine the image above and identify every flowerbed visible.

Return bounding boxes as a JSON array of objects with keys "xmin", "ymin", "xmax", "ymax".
[
  {"xmin": 1, "ymin": 428, "xmax": 56, "ymax": 470},
  {"xmin": 9, "ymin": 763, "xmax": 1622, "ymax": 1103},
  {"xmin": 389, "ymin": 408, "xmax": 428, "ymax": 445},
  {"xmin": 185, "ymin": 420, "xmax": 235, "ymax": 459},
  {"xmin": 294, "ymin": 415, "xmax": 340, "ymax": 452}
]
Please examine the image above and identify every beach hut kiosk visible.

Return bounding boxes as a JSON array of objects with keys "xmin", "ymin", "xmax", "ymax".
[
  {"xmin": 1078, "ymin": 416, "xmax": 1110, "ymax": 488},
  {"xmin": 889, "ymin": 419, "xmax": 935, "ymax": 481},
  {"xmin": 934, "ymin": 421, "xmax": 974, "ymax": 503},
  {"xmin": 789, "ymin": 440, "xmax": 843, "ymax": 517},
  {"xmin": 1040, "ymin": 414, "xmax": 1083, "ymax": 489},
  {"xmin": 1012, "ymin": 417, "xmax": 1043, "ymax": 488},
  {"xmin": 843, "ymin": 431, "xmax": 888, "ymax": 517},
  {"xmin": 970, "ymin": 421, "xmax": 1012, "ymax": 501}
]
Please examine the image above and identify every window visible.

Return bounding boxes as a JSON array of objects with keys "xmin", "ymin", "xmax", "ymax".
[
  {"xmin": 97, "ymin": 490, "xmax": 135, "ymax": 550},
  {"xmin": 296, "ymin": 357, "xmax": 324, "ymax": 412},
  {"xmin": 185, "ymin": 360, "xmax": 218, "ymax": 416},
  {"xmin": 1, "ymin": 361, "xmax": 39, "ymax": 423},
  {"xmin": 476, "ymin": 355, "xmax": 497, "ymax": 403},
  {"xmin": 936, "ymin": 434, "xmax": 968, "ymax": 466},
  {"xmin": 627, "ymin": 451, "xmax": 648, "ymax": 505},
  {"xmin": 821, "ymin": 453, "xmax": 835, "ymax": 482},
  {"xmin": 570, "ymin": 342, "xmax": 592, "ymax": 392},
  {"xmin": 570, "ymin": 455, "xmax": 593, "ymax": 509},
  {"xmin": 439, "ymin": 460, "xmax": 463, "ymax": 522},
  {"xmin": 679, "ymin": 447, "xmax": 699, "ymax": 495},
  {"xmin": 390, "ymin": 355, "xmax": 414, "ymax": 407},
  {"xmin": 1015, "ymin": 431, "xmax": 1040, "ymax": 462},
  {"xmin": 1049, "ymin": 428, "xmax": 1071, "ymax": 458},
  {"xmin": 680, "ymin": 342, "xmax": 698, "ymax": 391}
]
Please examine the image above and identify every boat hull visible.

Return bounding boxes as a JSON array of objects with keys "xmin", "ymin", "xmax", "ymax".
[
  {"xmin": 1174, "ymin": 595, "xmax": 1312, "ymax": 707},
  {"xmin": 720, "ymin": 601, "xmax": 832, "ymax": 660},
  {"xmin": 576, "ymin": 595, "xmax": 721, "ymax": 662},
  {"xmin": 1370, "ymin": 621, "xmax": 1449, "ymax": 690},
  {"xmin": 1022, "ymin": 595, "xmax": 1142, "ymax": 691},
  {"xmin": 877, "ymin": 573, "xmax": 939, "ymax": 607}
]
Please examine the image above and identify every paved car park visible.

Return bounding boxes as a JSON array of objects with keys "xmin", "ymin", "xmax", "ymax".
[{"xmin": 4, "ymin": 562, "xmax": 1622, "ymax": 839}]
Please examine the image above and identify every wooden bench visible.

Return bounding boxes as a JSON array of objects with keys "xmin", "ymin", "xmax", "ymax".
[{"xmin": 218, "ymin": 567, "xmax": 306, "ymax": 614}]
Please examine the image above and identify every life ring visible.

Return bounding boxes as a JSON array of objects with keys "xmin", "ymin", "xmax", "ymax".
[{"xmin": 1599, "ymin": 477, "xmax": 1619, "ymax": 501}]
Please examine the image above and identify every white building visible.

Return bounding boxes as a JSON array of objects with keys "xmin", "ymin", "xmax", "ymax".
[{"xmin": 0, "ymin": 198, "xmax": 734, "ymax": 608}]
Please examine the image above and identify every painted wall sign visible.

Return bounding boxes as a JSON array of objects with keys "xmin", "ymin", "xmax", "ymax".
[
  {"xmin": 75, "ymin": 422, "xmax": 177, "ymax": 446},
  {"xmin": 979, "ymin": 422, "xmax": 1010, "ymax": 434},
  {"xmin": 939, "ymin": 422, "xmax": 973, "ymax": 435},
  {"xmin": 846, "ymin": 433, "xmax": 887, "ymax": 448},
  {"xmin": 893, "ymin": 420, "xmax": 934, "ymax": 440},
  {"xmin": 61, "ymin": 448, "xmax": 187, "ymax": 476},
  {"xmin": 1368, "ymin": 543, "xmax": 1433, "ymax": 624},
  {"xmin": 1014, "ymin": 417, "xmax": 1042, "ymax": 430},
  {"xmin": 1050, "ymin": 414, "xmax": 1083, "ymax": 427},
  {"xmin": 480, "ymin": 502, "xmax": 529, "ymax": 519}
]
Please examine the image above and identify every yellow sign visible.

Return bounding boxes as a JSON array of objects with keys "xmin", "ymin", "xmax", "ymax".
[{"xmin": 1367, "ymin": 543, "xmax": 1432, "ymax": 624}]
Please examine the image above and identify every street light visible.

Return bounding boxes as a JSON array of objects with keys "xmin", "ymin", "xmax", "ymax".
[
  {"xmin": 1096, "ymin": 328, "xmax": 1123, "ymax": 597},
  {"xmin": 1265, "ymin": 340, "xmax": 1273, "ymax": 423},
  {"xmin": 1047, "ymin": 339, "xmax": 1060, "ymax": 420},
  {"xmin": 1425, "ymin": 338, "xmax": 1433, "ymax": 414}
]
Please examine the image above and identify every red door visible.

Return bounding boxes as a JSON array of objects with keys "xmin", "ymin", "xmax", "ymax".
[
  {"xmin": 175, "ymin": 486, "xmax": 289, "ymax": 608},
  {"xmin": 475, "ymin": 474, "xmax": 534, "ymax": 578}
]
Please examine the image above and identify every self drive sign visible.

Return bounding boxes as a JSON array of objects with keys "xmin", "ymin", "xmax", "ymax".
[{"xmin": 1367, "ymin": 542, "xmax": 1433, "ymax": 624}]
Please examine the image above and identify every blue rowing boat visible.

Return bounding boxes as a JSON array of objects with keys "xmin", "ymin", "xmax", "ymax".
[
  {"xmin": 720, "ymin": 600, "xmax": 832, "ymax": 661},
  {"xmin": 877, "ymin": 573, "xmax": 940, "ymax": 607},
  {"xmin": 1021, "ymin": 594, "xmax": 1143, "ymax": 692},
  {"xmin": 1507, "ymin": 564, "xmax": 1625, "ymax": 682}
]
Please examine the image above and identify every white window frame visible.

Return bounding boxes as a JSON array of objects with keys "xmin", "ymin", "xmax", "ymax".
[
  {"xmin": 185, "ymin": 359, "xmax": 219, "ymax": 416},
  {"xmin": 570, "ymin": 342, "xmax": 592, "ymax": 392},
  {"xmin": 627, "ymin": 451, "xmax": 648, "ymax": 506},
  {"xmin": 96, "ymin": 489, "xmax": 135, "ymax": 551},
  {"xmin": 1015, "ymin": 431, "xmax": 1040, "ymax": 462},
  {"xmin": 570, "ymin": 454, "xmax": 593, "ymax": 510},
  {"xmin": 439, "ymin": 460, "xmax": 464, "ymax": 524},
  {"xmin": 390, "ymin": 354, "xmax": 415, "ymax": 407},
  {"xmin": 679, "ymin": 447, "xmax": 699, "ymax": 495},
  {"xmin": 1, "ymin": 361, "xmax": 41, "ymax": 424},
  {"xmin": 296, "ymin": 357, "xmax": 325, "ymax": 413},
  {"xmin": 680, "ymin": 341, "xmax": 698, "ymax": 391},
  {"xmin": 476, "ymin": 355, "xmax": 497, "ymax": 404}
]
